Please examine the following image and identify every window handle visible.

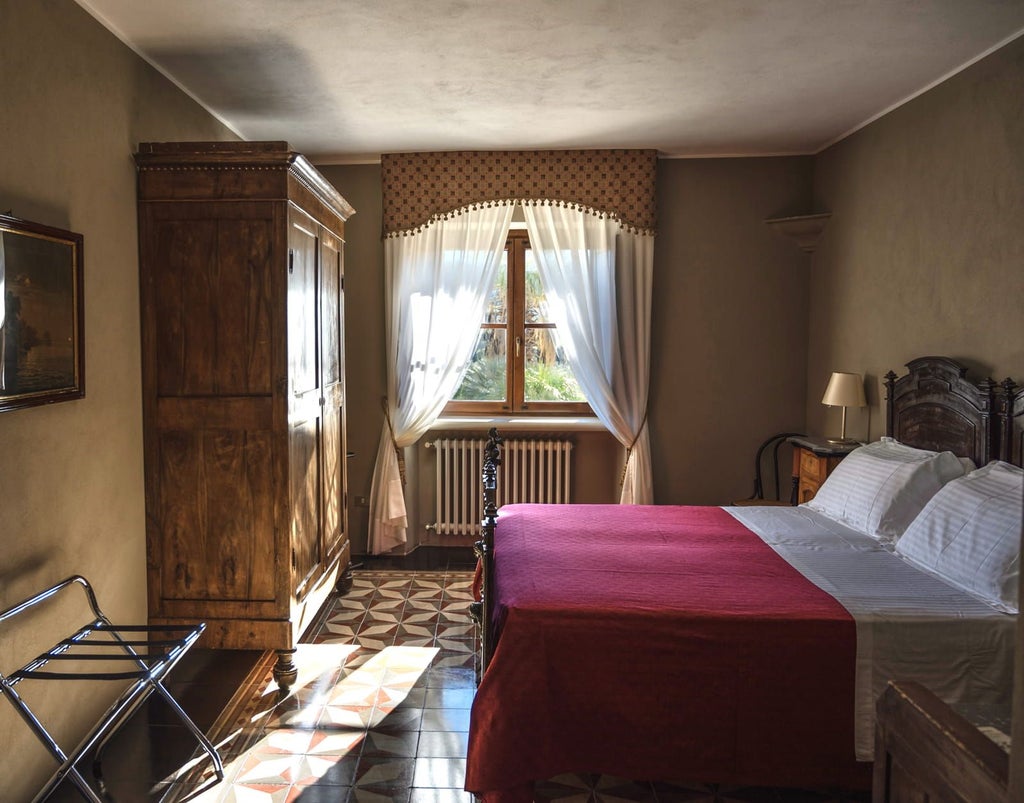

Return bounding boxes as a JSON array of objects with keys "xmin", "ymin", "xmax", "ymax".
[{"xmin": 515, "ymin": 336, "xmax": 522, "ymax": 358}]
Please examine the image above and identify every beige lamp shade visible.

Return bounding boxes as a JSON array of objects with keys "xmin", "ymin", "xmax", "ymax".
[
  {"xmin": 822, "ymin": 371, "xmax": 866, "ymax": 443},
  {"xmin": 821, "ymin": 372, "xmax": 867, "ymax": 408}
]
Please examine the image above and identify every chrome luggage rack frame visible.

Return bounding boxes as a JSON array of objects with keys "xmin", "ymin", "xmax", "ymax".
[{"xmin": 0, "ymin": 575, "xmax": 223, "ymax": 802}]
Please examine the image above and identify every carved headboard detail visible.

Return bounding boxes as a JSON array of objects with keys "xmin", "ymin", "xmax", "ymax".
[
  {"xmin": 999, "ymin": 378, "xmax": 1024, "ymax": 468},
  {"xmin": 884, "ymin": 356, "xmax": 998, "ymax": 467}
]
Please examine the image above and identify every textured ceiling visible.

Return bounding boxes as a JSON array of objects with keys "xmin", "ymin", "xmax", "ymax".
[{"xmin": 75, "ymin": 0, "xmax": 1024, "ymax": 163}]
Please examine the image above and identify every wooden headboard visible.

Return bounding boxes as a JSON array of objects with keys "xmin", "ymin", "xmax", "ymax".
[
  {"xmin": 1000, "ymin": 378, "xmax": 1024, "ymax": 468},
  {"xmin": 884, "ymin": 356, "xmax": 998, "ymax": 467}
]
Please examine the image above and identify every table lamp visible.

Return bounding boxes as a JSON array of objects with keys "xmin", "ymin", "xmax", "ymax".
[{"xmin": 822, "ymin": 371, "xmax": 867, "ymax": 444}]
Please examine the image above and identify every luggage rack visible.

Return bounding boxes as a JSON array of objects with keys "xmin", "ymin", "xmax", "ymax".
[{"xmin": 0, "ymin": 575, "xmax": 223, "ymax": 802}]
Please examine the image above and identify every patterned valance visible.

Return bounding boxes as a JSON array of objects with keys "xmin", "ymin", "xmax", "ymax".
[{"xmin": 381, "ymin": 150, "xmax": 657, "ymax": 236}]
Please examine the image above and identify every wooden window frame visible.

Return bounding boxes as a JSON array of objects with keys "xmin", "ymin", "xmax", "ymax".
[{"xmin": 445, "ymin": 230, "xmax": 591, "ymax": 417}]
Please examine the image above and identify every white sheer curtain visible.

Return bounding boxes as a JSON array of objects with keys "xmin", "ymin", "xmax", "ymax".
[
  {"xmin": 368, "ymin": 203, "xmax": 514, "ymax": 554},
  {"xmin": 523, "ymin": 202, "xmax": 654, "ymax": 504}
]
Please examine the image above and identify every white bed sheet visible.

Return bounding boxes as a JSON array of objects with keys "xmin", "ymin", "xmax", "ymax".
[{"xmin": 726, "ymin": 504, "xmax": 1015, "ymax": 760}]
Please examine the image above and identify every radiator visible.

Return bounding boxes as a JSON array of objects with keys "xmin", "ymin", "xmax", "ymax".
[{"xmin": 426, "ymin": 436, "xmax": 573, "ymax": 536}]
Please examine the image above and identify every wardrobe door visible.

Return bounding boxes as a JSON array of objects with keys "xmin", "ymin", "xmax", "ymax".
[
  {"xmin": 319, "ymin": 228, "xmax": 347, "ymax": 563},
  {"xmin": 287, "ymin": 208, "xmax": 324, "ymax": 598},
  {"xmin": 141, "ymin": 204, "xmax": 279, "ymax": 619}
]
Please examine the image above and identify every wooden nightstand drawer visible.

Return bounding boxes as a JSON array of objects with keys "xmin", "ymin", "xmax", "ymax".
[
  {"xmin": 799, "ymin": 449, "xmax": 829, "ymax": 483},
  {"xmin": 787, "ymin": 436, "xmax": 860, "ymax": 504}
]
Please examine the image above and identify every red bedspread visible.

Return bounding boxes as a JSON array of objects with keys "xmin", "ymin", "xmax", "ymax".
[{"xmin": 465, "ymin": 504, "xmax": 869, "ymax": 801}]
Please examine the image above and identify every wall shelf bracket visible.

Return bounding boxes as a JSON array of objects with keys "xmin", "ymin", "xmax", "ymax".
[{"xmin": 764, "ymin": 212, "xmax": 831, "ymax": 253}]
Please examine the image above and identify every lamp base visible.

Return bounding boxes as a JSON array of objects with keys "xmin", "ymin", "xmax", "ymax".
[{"xmin": 826, "ymin": 437, "xmax": 859, "ymax": 446}]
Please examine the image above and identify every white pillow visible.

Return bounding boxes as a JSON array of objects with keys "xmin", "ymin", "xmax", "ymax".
[
  {"xmin": 896, "ymin": 461, "xmax": 1023, "ymax": 612},
  {"xmin": 804, "ymin": 437, "xmax": 965, "ymax": 542}
]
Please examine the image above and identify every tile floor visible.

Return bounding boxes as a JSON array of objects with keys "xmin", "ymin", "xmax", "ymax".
[{"xmin": 47, "ymin": 567, "xmax": 871, "ymax": 803}]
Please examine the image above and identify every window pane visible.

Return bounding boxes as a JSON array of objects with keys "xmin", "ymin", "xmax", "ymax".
[
  {"xmin": 524, "ymin": 328, "xmax": 584, "ymax": 402},
  {"xmin": 524, "ymin": 248, "xmax": 550, "ymax": 324},
  {"xmin": 453, "ymin": 329, "xmax": 507, "ymax": 401},
  {"xmin": 484, "ymin": 261, "xmax": 507, "ymax": 324}
]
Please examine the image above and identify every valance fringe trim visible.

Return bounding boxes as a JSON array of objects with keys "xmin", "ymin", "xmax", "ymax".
[
  {"xmin": 381, "ymin": 149, "xmax": 657, "ymax": 235},
  {"xmin": 520, "ymin": 198, "xmax": 656, "ymax": 237},
  {"xmin": 384, "ymin": 199, "xmax": 657, "ymax": 239},
  {"xmin": 384, "ymin": 200, "xmax": 518, "ymax": 239}
]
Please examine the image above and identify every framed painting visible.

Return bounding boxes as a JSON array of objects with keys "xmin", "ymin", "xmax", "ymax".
[{"xmin": 0, "ymin": 214, "xmax": 84, "ymax": 413}]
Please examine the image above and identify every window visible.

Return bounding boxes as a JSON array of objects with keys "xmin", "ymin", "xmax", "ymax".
[{"xmin": 446, "ymin": 229, "xmax": 589, "ymax": 415}]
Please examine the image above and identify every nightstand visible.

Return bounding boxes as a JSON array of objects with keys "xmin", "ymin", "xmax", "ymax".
[{"xmin": 786, "ymin": 436, "xmax": 860, "ymax": 504}]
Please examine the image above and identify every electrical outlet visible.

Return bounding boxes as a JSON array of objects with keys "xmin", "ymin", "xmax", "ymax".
[{"xmin": 356, "ymin": 495, "xmax": 368, "ymax": 507}]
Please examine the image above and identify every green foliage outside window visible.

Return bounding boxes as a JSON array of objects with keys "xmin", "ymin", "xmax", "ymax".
[{"xmin": 454, "ymin": 353, "xmax": 584, "ymax": 402}]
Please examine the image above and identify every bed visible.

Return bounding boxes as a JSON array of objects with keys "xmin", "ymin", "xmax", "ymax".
[{"xmin": 465, "ymin": 356, "xmax": 1023, "ymax": 802}]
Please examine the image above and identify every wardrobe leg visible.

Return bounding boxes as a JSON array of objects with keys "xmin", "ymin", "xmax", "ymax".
[{"xmin": 273, "ymin": 649, "xmax": 298, "ymax": 691}]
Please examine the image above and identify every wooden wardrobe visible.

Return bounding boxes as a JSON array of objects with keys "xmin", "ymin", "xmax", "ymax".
[{"xmin": 134, "ymin": 141, "xmax": 354, "ymax": 688}]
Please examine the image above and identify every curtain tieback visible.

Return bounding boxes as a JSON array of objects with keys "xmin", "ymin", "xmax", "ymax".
[
  {"xmin": 619, "ymin": 410, "xmax": 649, "ymax": 488},
  {"xmin": 382, "ymin": 397, "xmax": 406, "ymax": 486}
]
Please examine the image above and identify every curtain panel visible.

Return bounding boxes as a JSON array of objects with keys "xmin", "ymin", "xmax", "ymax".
[
  {"xmin": 368, "ymin": 203, "xmax": 515, "ymax": 554},
  {"xmin": 523, "ymin": 202, "xmax": 654, "ymax": 504},
  {"xmin": 381, "ymin": 150, "xmax": 657, "ymax": 236}
]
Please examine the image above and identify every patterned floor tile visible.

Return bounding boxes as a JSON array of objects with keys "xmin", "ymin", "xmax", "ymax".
[
  {"xmin": 362, "ymin": 730, "xmax": 421, "ymax": 759},
  {"xmin": 376, "ymin": 685, "xmax": 427, "ymax": 712},
  {"xmin": 397, "ymin": 623, "xmax": 437, "ymax": 640},
  {"xmin": 336, "ymin": 597, "xmax": 374, "ymax": 612},
  {"xmin": 422, "ymin": 687, "xmax": 474, "ymax": 710},
  {"xmin": 370, "ymin": 706, "xmax": 424, "ymax": 733},
  {"xmin": 287, "ymin": 784, "xmax": 353, "ymax": 802},
  {"xmin": 434, "ymin": 638, "xmax": 475, "ymax": 654},
  {"xmin": 326, "ymin": 609, "xmax": 367, "ymax": 622},
  {"xmin": 408, "ymin": 789, "xmax": 474, "ymax": 803},
  {"xmin": 378, "ymin": 579, "xmax": 415, "ymax": 589},
  {"xmin": 534, "ymin": 773, "xmax": 601, "ymax": 803},
  {"xmin": 415, "ymin": 731, "xmax": 469, "ymax": 759},
  {"xmin": 263, "ymin": 703, "xmax": 325, "ymax": 731},
  {"xmin": 405, "ymin": 598, "xmax": 443, "ymax": 614},
  {"xmin": 248, "ymin": 729, "xmax": 315, "ymax": 756},
  {"xmin": 401, "ymin": 611, "xmax": 441, "ymax": 625},
  {"xmin": 367, "ymin": 602, "xmax": 407, "ymax": 617},
  {"xmin": 319, "ymin": 704, "xmax": 376, "ymax": 729},
  {"xmin": 348, "ymin": 787, "xmax": 411, "ymax": 803},
  {"xmin": 411, "ymin": 757, "xmax": 466, "ymax": 789},
  {"xmin": 420, "ymin": 708, "xmax": 470, "ymax": 733},
  {"xmin": 305, "ymin": 730, "xmax": 366, "ymax": 757},
  {"xmin": 357, "ymin": 621, "xmax": 401, "ymax": 639},
  {"xmin": 310, "ymin": 632, "xmax": 359, "ymax": 646},
  {"xmin": 592, "ymin": 775, "xmax": 661, "ymax": 803},
  {"xmin": 434, "ymin": 623, "xmax": 475, "ymax": 639},
  {"xmin": 327, "ymin": 684, "xmax": 384, "ymax": 709},
  {"xmin": 422, "ymin": 665, "xmax": 477, "ymax": 688},
  {"xmin": 354, "ymin": 756, "xmax": 417, "ymax": 792},
  {"xmin": 220, "ymin": 782, "xmax": 293, "ymax": 802},
  {"xmin": 232, "ymin": 754, "xmax": 313, "ymax": 786},
  {"xmin": 428, "ymin": 652, "xmax": 475, "ymax": 671},
  {"xmin": 321, "ymin": 623, "xmax": 361, "ymax": 639}
]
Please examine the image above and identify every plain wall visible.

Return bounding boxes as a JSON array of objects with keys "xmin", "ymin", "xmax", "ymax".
[
  {"xmin": 806, "ymin": 35, "xmax": 1024, "ymax": 440},
  {"xmin": 0, "ymin": 2, "xmax": 237, "ymax": 799},
  {"xmin": 651, "ymin": 157, "xmax": 814, "ymax": 505}
]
